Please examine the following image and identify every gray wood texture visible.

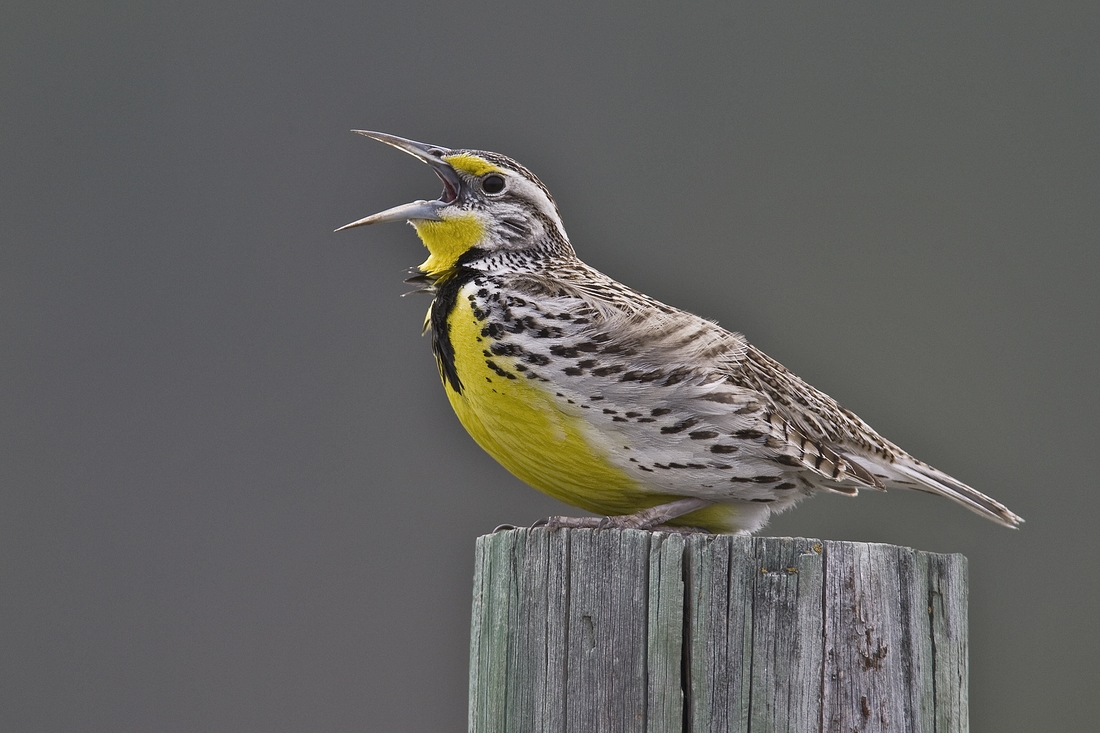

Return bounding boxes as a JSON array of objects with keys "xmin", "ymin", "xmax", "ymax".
[{"xmin": 470, "ymin": 529, "xmax": 967, "ymax": 733}]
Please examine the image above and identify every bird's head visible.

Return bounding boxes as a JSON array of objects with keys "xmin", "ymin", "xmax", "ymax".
[{"xmin": 337, "ymin": 131, "xmax": 572, "ymax": 278}]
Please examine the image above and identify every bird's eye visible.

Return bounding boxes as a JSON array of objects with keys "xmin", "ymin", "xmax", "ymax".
[{"xmin": 482, "ymin": 174, "xmax": 506, "ymax": 194}]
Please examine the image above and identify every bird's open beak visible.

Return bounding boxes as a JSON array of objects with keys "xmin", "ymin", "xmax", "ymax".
[{"xmin": 335, "ymin": 131, "xmax": 462, "ymax": 232}]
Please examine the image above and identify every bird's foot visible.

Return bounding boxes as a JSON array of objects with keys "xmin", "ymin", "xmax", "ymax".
[{"xmin": 539, "ymin": 515, "xmax": 606, "ymax": 530}]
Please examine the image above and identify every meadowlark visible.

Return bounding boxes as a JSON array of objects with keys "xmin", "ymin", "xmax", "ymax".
[{"xmin": 337, "ymin": 131, "xmax": 1023, "ymax": 534}]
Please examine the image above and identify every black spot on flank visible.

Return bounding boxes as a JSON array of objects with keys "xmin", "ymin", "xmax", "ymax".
[
  {"xmin": 689, "ymin": 430, "xmax": 719, "ymax": 440},
  {"xmin": 566, "ymin": 399, "xmax": 575, "ymax": 404},
  {"xmin": 612, "ymin": 416, "xmax": 628, "ymax": 422},
  {"xmin": 602, "ymin": 408, "xmax": 617, "ymax": 414},
  {"xmin": 733, "ymin": 429, "xmax": 765, "ymax": 440},
  {"xmin": 563, "ymin": 367, "xmax": 582, "ymax": 376},
  {"xmin": 490, "ymin": 342, "xmax": 523, "ymax": 357},
  {"xmin": 751, "ymin": 498, "xmax": 776, "ymax": 503},
  {"xmin": 550, "ymin": 344, "xmax": 580, "ymax": 358},
  {"xmin": 629, "ymin": 457, "xmax": 638, "ymax": 462},
  {"xmin": 638, "ymin": 465, "xmax": 654, "ymax": 472},
  {"xmin": 625, "ymin": 412, "xmax": 641, "ymax": 418},
  {"xmin": 592, "ymin": 365, "xmax": 624, "ymax": 377},
  {"xmin": 686, "ymin": 463, "xmax": 707, "ymax": 469},
  {"xmin": 576, "ymin": 342, "xmax": 600, "ymax": 353},
  {"xmin": 710, "ymin": 463, "xmax": 731, "ymax": 470},
  {"xmin": 663, "ymin": 370, "xmax": 689, "ymax": 386},
  {"xmin": 572, "ymin": 318, "xmax": 590, "ymax": 325},
  {"xmin": 701, "ymin": 392, "xmax": 740, "ymax": 404},
  {"xmin": 764, "ymin": 436, "xmax": 786, "ymax": 449},
  {"xmin": 477, "ymin": 288, "xmax": 489, "ymax": 298},
  {"xmin": 525, "ymin": 353, "xmax": 551, "ymax": 366},
  {"xmin": 636, "ymin": 418, "xmax": 656, "ymax": 423},
  {"xmin": 485, "ymin": 360, "xmax": 517, "ymax": 379},
  {"xmin": 623, "ymin": 370, "xmax": 667, "ymax": 383},
  {"xmin": 660, "ymin": 418, "xmax": 700, "ymax": 434},
  {"xmin": 505, "ymin": 317, "xmax": 536, "ymax": 334},
  {"xmin": 589, "ymin": 396, "xmax": 605, "ymax": 401},
  {"xmin": 576, "ymin": 359, "xmax": 597, "ymax": 369},
  {"xmin": 667, "ymin": 463, "xmax": 688, "ymax": 469},
  {"xmin": 775, "ymin": 483, "xmax": 797, "ymax": 490},
  {"xmin": 556, "ymin": 393, "xmax": 564, "ymax": 397},
  {"xmin": 710, "ymin": 445, "xmax": 739, "ymax": 454},
  {"xmin": 483, "ymin": 323, "xmax": 504, "ymax": 339},
  {"xmin": 580, "ymin": 404, "xmax": 590, "ymax": 409},
  {"xmin": 653, "ymin": 463, "xmax": 671, "ymax": 470},
  {"xmin": 651, "ymin": 408, "xmax": 672, "ymax": 416},
  {"xmin": 776, "ymin": 455, "xmax": 801, "ymax": 467},
  {"xmin": 515, "ymin": 364, "xmax": 528, "ymax": 372}
]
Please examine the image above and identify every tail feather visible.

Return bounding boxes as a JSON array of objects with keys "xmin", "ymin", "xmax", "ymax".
[{"xmin": 882, "ymin": 459, "xmax": 1024, "ymax": 528}]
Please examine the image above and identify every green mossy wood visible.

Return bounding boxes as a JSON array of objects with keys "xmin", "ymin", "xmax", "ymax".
[{"xmin": 469, "ymin": 528, "xmax": 967, "ymax": 733}]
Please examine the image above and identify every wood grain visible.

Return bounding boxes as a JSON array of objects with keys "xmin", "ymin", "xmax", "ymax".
[{"xmin": 470, "ymin": 529, "xmax": 967, "ymax": 733}]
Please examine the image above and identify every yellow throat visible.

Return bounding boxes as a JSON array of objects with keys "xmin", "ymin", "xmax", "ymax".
[
  {"xmin": 412, "ymin": 214, "xmax": 484, "ymax": 277},
  {"xmin": 410, "ymin": 153, "xmax": 501, "ymax": 277}
]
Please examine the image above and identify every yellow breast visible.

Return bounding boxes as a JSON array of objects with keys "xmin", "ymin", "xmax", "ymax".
[{"xmin": 440, "ymin": 293, "xmax": 649, "ymax": 515}]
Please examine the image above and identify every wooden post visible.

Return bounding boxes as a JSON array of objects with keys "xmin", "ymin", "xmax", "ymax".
[{"xmin": 469, "ymin": 528, "xmax": 968, "ymax": 733}]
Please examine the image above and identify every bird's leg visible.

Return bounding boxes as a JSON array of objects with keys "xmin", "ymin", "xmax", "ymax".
[
  {"xmin": 543, "ymin": 497, "xmax": 713, "ymax": 532},
  {"xmin": 602, "ymin": 497, "xmax": 713, "ymax": 529}
]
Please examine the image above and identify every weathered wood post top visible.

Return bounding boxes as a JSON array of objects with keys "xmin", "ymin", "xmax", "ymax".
[{"xmin": 469, "ymin": 528, "xmax": 968, "ymax": 733}]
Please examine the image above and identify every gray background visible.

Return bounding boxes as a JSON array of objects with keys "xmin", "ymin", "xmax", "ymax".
[{"xmin": 3, "ymin": 2, "xmax": 1097, "ymax": 731}]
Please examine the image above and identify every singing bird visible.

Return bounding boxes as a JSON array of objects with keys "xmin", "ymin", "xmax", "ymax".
[{"xmin": 337, "ymin": 132, "xmax": 1023, "ymax": 534}]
